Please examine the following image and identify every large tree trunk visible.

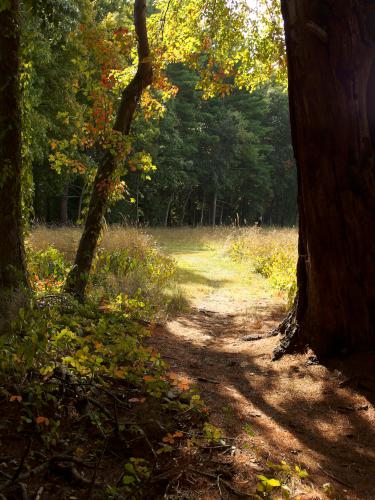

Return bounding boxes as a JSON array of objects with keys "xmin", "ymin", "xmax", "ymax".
[
  {"xmin": 65, "ymin": 0, "xmax": 152, "ymax": 299},
  {"xmin": 0, "ymin": 1, "xmax": 29, "ymax": 290},
  {"xmin": 274, "ymin": 1, "xmax": 375, "ymax": 359}
]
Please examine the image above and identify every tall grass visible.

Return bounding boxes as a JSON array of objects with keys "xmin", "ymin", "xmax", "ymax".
[
  {"xmin": 228, "ymin": 227, "xmax": 298, "ymax": 306},
  {"xmin": 27, "ymin": 225, "xmax": 298, "ymax": 312},
  {"xmin": 27, "ymin": 226, "xmax": 183, "ymax": 319},
  {"xmin": 149, "ymin": 226, "xmax": 238, "ymax": 252}
]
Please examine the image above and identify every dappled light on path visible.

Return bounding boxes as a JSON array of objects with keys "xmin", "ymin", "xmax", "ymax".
[{"xmin": 151, "ymin": 240, "xmax": 375, "ymax": 499}]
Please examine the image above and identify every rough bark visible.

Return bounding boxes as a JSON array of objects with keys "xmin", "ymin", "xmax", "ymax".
[
  {"xmin": 274, "ymin": 0, "xmax": 375, "ymax": 359},
  {"xmin": 65, "ymin": 0, "xmax": 152, "ymax": 299},
  {"xmin": 0, "ymin": 1, "xmax": 29, "ymax": 290}
]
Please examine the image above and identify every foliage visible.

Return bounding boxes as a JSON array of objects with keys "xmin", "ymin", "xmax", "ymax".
[
  {"xmin": 230, "ymin": 227, "xmax": 297, "ymax": 307},
  {"xmin": 21, "ymin": 0, "xmax": 293, "ymax": 226},
  {"xmin": 123, "ymin": 66, "xmax": 295, "ymax": 227},
  {"xmin": 0, "ymin": 291, "xmax": 213, "ymax": 496},
  {"xmin": 27, "ymin": 226, "xmax": 180, "ymax": 319},
  {"xmin": 256, "ymin": 460, "xmax": 309, "ymax": 498}
]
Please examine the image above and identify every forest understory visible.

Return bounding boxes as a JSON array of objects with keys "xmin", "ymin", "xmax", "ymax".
[{"xmin": 0, "ymin": 228, "xmax": 374, "ymax": 500}]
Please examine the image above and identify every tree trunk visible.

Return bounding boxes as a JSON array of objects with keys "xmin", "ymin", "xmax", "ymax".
[
  {"xmin": 212, "ymin": 190, "xmax": 217, "ymax": 227},
  {"xmin": 77, "ymin": 183, "xmax": 86, "ymax": 223},
  {"xmin": 164, "ymin": 194, "xmax": 173, "ymax": 227},
  {"xmin": 65, "ymin": 0, "xmax": 152, "ymax": 299},
  {"xmin": 181, "ymin": 187, "xmax": 192, "ymax": 225},
  {"xmin": 274, "ymin": 1, "xmax": 375, "ymax": 359},
  {"xmin": 135, "ymin": 172, "xmax": 140, "ymax": 227},
  {"xmin": 200, "ymin": 194, "xmax": 205, "ymax": 226},
  {"xmin": 0, "ymin": 1, "xmax": 29, "ymax": 290},
  {"xmin": 60, "ymin": 183, "xmax": 69, "ymax": 225}
]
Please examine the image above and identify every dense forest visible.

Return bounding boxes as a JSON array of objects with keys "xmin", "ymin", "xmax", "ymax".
[
  {"xmin": 25, "ymin": 1, "xmax": 295, "ymax": 227},
  {"xmin": 0, "ymin": 0, "xmax": 374, "ymax": 498}
]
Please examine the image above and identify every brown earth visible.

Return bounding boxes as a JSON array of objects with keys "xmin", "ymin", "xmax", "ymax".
[{"xmin": 151, "ymin": 287, "xmax": 375, "ymax": 499}]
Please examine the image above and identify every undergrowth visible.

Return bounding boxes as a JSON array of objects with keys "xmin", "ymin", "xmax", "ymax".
[
  {"xmin": 0, "ymin": 228, "xmax": 200, "ymax": 497},
  {"xmin": 0, "ymin": 226, "xmax": 319, "ymax": 498},
  {"xmin": 0, "ymin": 295, "xmax": 209, "ymax": 497},
  {"xmin": 27, "ymin": 226, "xmax": 183, "ymax": 320}
]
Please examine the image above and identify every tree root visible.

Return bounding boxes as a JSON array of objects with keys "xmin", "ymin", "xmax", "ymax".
[{"xmin": 271, "ymin": 305, "xmax": 308, "ymax": 361}]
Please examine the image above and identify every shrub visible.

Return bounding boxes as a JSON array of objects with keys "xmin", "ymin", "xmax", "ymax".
[
  {"xmin": 27, "ymin": 227, "xmax": 180, "ymax": 319},
  {"xmin": 229, "ymin": 228, "xmax": 297, "ymax": 307}
]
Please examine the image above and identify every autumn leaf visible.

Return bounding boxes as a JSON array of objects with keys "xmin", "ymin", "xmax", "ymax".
[
  {"xmin": 162, "ymin": 433, "xmax": 175, "ymax": 444},
  {"xmin": 9, "ymin": 395, "xmax": 22, "ymax": 403},
  {"xmin": 177, "ymin": 379, "xmax": 191, "ymax": 391},
  {"xmin": 35, "ymin": 416, "xmax": 50, "ymax": 426},
  {"xmin": 162, "ymin": 431, "xmax": 183, "ymax": 445}
]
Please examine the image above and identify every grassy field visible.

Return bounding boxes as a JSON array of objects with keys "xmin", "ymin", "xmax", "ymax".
[{"xmin": 28, "ymin": 226, "xmax": 298, "ymax": 313}]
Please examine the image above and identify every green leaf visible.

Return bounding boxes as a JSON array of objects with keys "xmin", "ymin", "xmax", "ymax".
[
  {"xmin": 0, "ymin": 0, "xmax": 11, "ymax": 12},
  {"xmin": 122, "ymin": 475, "xmax": 135, "ymax": 485}
]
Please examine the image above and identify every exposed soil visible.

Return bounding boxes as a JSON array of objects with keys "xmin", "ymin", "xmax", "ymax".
[{"xmin": 151, "ymin": 270, "xmax": 375, "ymax": 499}]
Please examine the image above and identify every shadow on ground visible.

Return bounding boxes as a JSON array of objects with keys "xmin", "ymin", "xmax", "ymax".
[
  {"xmin": 175, "ymin": 268, "xmax": 231, "ymax": 288},
  {"xmin": 151, "ymin": 307, "xmax": 375, "ymax": 499}
]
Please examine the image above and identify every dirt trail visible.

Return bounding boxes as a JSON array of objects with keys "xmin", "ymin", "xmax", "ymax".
[{"xmin": 151, "ymin": 247, "xmax": 375, "ymax": 499}]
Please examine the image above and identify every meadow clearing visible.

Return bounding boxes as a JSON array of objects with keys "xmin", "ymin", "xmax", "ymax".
[{"xmin": 28, "ymin": 225, "xmax": 298, "ymax": 317}]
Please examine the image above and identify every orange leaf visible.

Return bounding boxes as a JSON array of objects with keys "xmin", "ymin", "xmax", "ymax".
[
  {"xmin": 9, "ymin": 395, "xmax": 22, "ymax": 403},
  {"xmin": 143, "ymin": 375, "xmax": 154, "ymax": 382},
  {"xmin": 177, "ymin": 380, "xmax": 191, "ymax": 391},
  {"xmin": 162, "ymin": 433, "xmax": 175, "ymax": 444},
  {"xmin": 35, "ymin": 416, "xmax": 50, "ymax": 426}
]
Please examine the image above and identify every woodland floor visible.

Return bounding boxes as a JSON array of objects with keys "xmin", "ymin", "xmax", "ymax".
[{"xmin": 150, "ymin": 240, "xmax": 375, "ymax": 499}]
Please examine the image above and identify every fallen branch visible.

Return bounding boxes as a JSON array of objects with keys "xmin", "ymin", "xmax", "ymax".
[
  {"xmin": 317, "ymin": 463, "xmax": 352, "ymax": 488},
  {"xmin": 197, "ymin": 377, "xmax": 220, "ymax": 384},
  {"xmin": 188, "ymin": 468, "xmax": 256, "ymax": 498}
]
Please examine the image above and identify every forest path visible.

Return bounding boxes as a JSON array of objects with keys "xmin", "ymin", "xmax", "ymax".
[{"xmin": 150, "ymin": 242, "xmax": 375, "ymax": 499}]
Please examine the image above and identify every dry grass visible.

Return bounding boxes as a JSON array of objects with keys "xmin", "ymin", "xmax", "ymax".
[
  {"xmin": 27, "ymin": 225, "xmax": 298, "ymax": 311},
  {"xmin": 28, "ymin": 225, "xmax": 298, "ymax": 260},
  {"xmin": 227, "ymin": 226, "xmax": 298, "ymax": 259},
  {"xmin": 28, "ymin": 226, "xmax": 159, "ymax": 261}
]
